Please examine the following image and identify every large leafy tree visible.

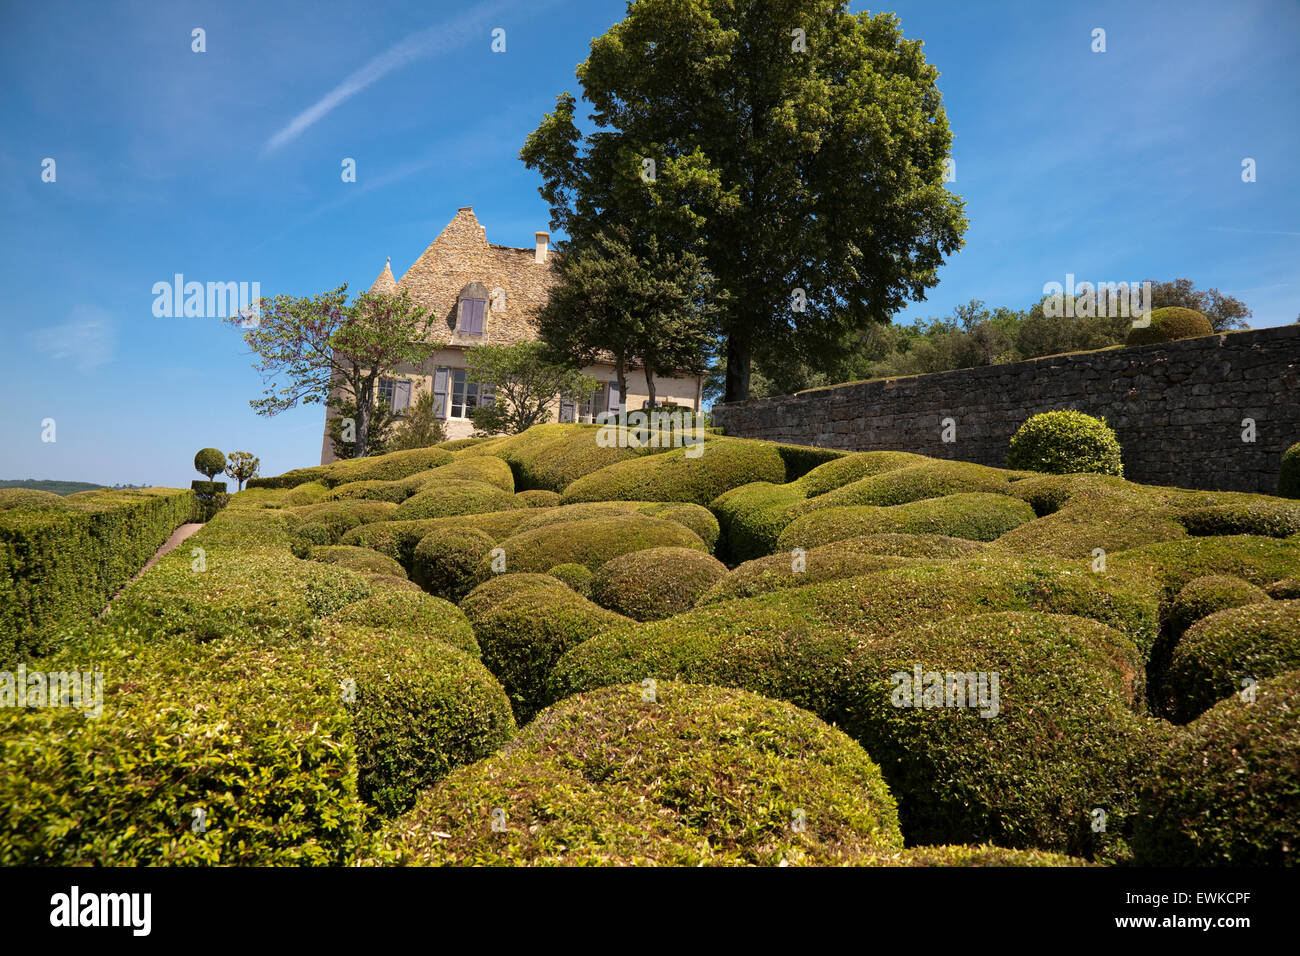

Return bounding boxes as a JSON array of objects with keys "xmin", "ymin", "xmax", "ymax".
[
  {"xmin": 231, "ymin": 285, "xmax": 437, "ymax": 457},
  {"xmin": 537, "ymin": 228, "xmax": 719, "ymax": 408},
  {"xmin": 521, "ymin": 0, "xmax": 966, "ymax": 403},
  {"xmin": 465, "ymin": 342, "xmax": 597, "ymax": 435}
]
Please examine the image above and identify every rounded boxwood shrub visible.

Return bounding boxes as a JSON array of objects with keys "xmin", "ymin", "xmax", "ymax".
[
  {"xmin": 1125, "ymin": 306, "xmax": 1213, "ymax": 346},
  {"xmin": 1165, "ymin": 600, "xmax": 1300, "ymax": 722},
  {"xmin": 317, "ymin": 621, "xmax": 515, "ymax": 817},
  {"xmin": 1006, "ymin": 410, "xmax": 1124, "ymax": 477},
  {"xmin": 327, "ymin": 590, "xmax": 480, "ymax": 658},
  {"xmin": 777, "ymin": 493, "xmax": 1037, "ymax": 551},
  {"xmin": 392, "ymin": 480, "xmax": 520, "ymax": 520},
  {"xmin": 1165, "ymin": 574, "xmax": 1269, "ymax": 638},
  {"xmin": 322, "ymin": 479, "xmax": 413, "ymax": 504},
  {"xmin": 0, "ymin": 488, "xmax": 68, "ymax": 509},
  {"xmin": 483, "ymin": 513, "xmax": 708, "ymax": 576},
  {"xmin": 861, "ymin": 845, "xmax": 1091, "ymax": 867},
  {"xmin": 636, "ymin": 502, "xmax": 721, "ymax": 551},
  {"xmin": 310, "ymin": 545, "xmax": 407, "ymax": 578},
  {"xmin": 403, "ymin": 455, "xmax": 515, "ymax": 494},
  {"xmin": 547, "ymin": 562, "xmax": 593, "ymax": 596},
  {"xmin": 458, "ymin": 573, "xmax": 568, "ymax": 619},
  {"xmin": 411, "ymin": 527, "xmax": 496, "ymax": 601},
  {"xmin": 318, "ymin": 447, "xmax": 455, "ymax": 487},
  {"xmin": 1109, "ymin": 534, "xmax": 1300, "ymax": 599},
  {"xmin": 458, "ymin": 423, "xmax": 659, "ymax": 492},
  {"xmin": 808, "ymin": 460, "xmax": 1018, "ymax": 511},
  {"xmin": 515, "ymin": 489, "xmax": 561, "ymax": 508},
  {"xmin": 1266, "ymin": 577, "xmax": 1300, "ymax": 599},
  {"xmin": 840, "ymin": 611, "xmax": 1159, "ymax": 858},
  {"xmin": 1133, "ymin": 669, "xmax": 1300, "ymax": 866},
  {"xmin": 561, "ymin": 439, "xmax": 787, "ymax": 506},
  {"xmin": 194, "ymin": 447, "xmax": 225, "ymax": 479},
  {"xmin": 1280, "ymin": 442, "xmax": 1300, "ymax": 499},
  {"xmin": 379, "ymin": 682, "xmax": 902, "ymax": 866},
  {"xmin": 700, "ymin": 550, "xmax": 916, "ymax": 606},
  {"xmin": 460, "ymin": 576, "xmax": 627, "ymax": 723},
  {"xmin": 591, "ymin": 547, "xmax": 728, "ymax": 621},
  {"xmin": 1181, "ymin": 499, "xmax": 1300, "ymax": 538}
]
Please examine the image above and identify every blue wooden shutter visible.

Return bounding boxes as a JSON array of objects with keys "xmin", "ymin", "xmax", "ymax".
[
  {"xmin": 393, "ymin": 379, "xmax": 412, "ymax": 411},
  {"xmin": 461, "ymin": 298, "xmax": 485, "ymax": 335},
  {"xmin": 607, "ymin": 382, "xmax": 620, "ymax": 414},
  {"xmin": 433, "ymin": 367, "xmax": 450, "ymax": 419}
]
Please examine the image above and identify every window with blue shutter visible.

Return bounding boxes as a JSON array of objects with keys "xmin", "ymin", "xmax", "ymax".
[{"xmin": 460, "ymin": 297, "xmax": 486, "ymax": 335}]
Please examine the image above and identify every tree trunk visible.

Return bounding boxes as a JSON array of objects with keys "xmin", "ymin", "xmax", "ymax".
[
  {"xmin": 616, "ymin": 359, "xmax": 628, "ymax": 421},
  {"xmin": 643, "ymin": 361, "xmax": 657, "ymax": 409},
  {"xmin": 723, "ymin": 334, "xmax": 751, "ymax": 404},
  {"xmin": 354, "ymin": 389, "xmax": 372, "ymax": 458}
]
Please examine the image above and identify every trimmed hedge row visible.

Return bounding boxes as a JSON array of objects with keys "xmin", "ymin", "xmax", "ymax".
[
  {"xmin": 480, "ymin": 513, "xmax": 709, "ymax": 576},
  {"xmin": 561, "ymin": 438, "xmax": 786, "ymax": 506},
  {"xmin": 776, "ymin": 494, "xmax": 1038, "ymax": 550},
  {"xmin": 0, "ymin": 487, "xmax": 196, "ymax": 660},
  {"xmin": 392, "ymin": 480, "xmax": 521, "ymax": 521},
  {"xmin": 380, "ymin": 682, "xmax": 902, "ymax": 866},
  {"xmin": 457, "ymin": 423, "xmax": 665, "ymax": 492}
]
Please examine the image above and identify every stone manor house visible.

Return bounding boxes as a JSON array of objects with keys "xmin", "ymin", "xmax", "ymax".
[{"xmin": 320, "ymin": 207, "xmax": 704, "ymax": 464}]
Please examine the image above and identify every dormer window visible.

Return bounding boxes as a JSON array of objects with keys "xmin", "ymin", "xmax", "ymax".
[{"xmin": 457, "ymin": 282, "xmax": 489, "ymax": 335}]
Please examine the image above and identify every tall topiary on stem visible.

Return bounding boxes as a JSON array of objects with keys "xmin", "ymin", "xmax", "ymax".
[
  {"xmin": 1007, "ymin": 410, "xmax": 1123, "ymax": 477},
  {"xmin": 194, "ymin": 448, "xmax": 225, "ymax": 480}
]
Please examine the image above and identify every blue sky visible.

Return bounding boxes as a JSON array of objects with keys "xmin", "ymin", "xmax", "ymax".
[{"xmin": 1, "ymin": 0, "xmax": 1296, "ymax": 487}]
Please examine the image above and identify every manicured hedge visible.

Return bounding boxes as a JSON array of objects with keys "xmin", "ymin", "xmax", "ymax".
[
  {"xmin": 340, "ymin": 511, "xmax": 536, "ymax": 567},
  {"xmin": 550, "ymin": 557, "xmax": 1160, "ymax": 719},
  {"xmin": 1165, "ymin": 575, "xmax": 1269, "ymax": 639},
  {"xmin": 379, "ymin": 682, "xmax": 902, "ymax": 866},
  {"xmin": 461, "ymin": 575, "xmax": 627, "ymax": 723},
  {"xmin": 322, "ymin": 479, "xmax": 414, "ymax": 504},
  {"xmin": 1125, "ymin": 306, "xmax": 1213, "ymax": 346},
  {"xmin": 0, "ymin": 488, "xmax": 66, "ymax": 509},
  {"xmin": 309, "ymin": 545, "xmax": 408, "ymax": 578},
  {"xmin": 1134, "ymin": 669, "xmax": 1299, "ymax": 866},
  {"xmin": 710, "ymin": 481, "xmax": 809, "ymax": 563},
  {"xmin": 561, "ymin": 439, "xmax": 786, "ymax": 506},
  {"xmin": 547, "ymin": 562, "xmax": 594, "ymax": 596},
  {"xmin": 839, "ymin": 611, "xmax": 1157, "ymax": 858},
  {"xmin": 0, "ymin": 631, "xmax": 368, "ymax": 865},
  {"xmin": 0, "ymin": 487, "xmax": 196, "ymax": 660},
  {"xmin": 483, "ymin": 513, "xmax": 708, "ymax": 576},
  {"xmin": 406, "ymin": 455, "xmax": 515, "ymax": 493},
  {"xmin": 1108, "ymin": 535, "xmax": 1300, "ymax": 599},
  {"xmin": 808, "ymin": 460, "xmax": 1017, "ymax": 510},
  {"xmin": 777, "ymin": 493, "xmax": 1037, "ymax": 551},
  {"xmin": 590, "ymin": 547, "xmax": 728, "ymax": 621},
  {"xmin": 248, "ymin": 447, "xmax": 455, "ymax": 491},
  {"xmin": 458, "ymin": 423, "xmax": 662, "ymax": 492},
  {"xmin": 392, "ymin": 480, "xmax": 520, "ymax": 520},
  {"xmin": 515, "ymin": 489, "xmax": 561, "ymax": 508},
  {"xmin": 1281, "ymin": 442, "xmax": 1300, "ymax": 499},
  {"xmin": 411, "ymin": 527, "xmax": 496, "ymax": 601},
  {"xmin": 1180, "ymin": 500, "xmax": 1300, "ymax": 538},
  {"xmin": 1005, "ymin": 410, "xmax": 1124, "ymax": 477},
  {"xmin": 318, "ymin": 621, "xmax": 515, "ymax": 817},
  {"xmin": 769, "ymin": 442, "xmax": 849, "ymax": 481},
  {"xmin": 1165, "ymin": 601, "xmax": 1300, "ymax": 722},
  {"xmin": 861, "ymin": 845, "xmax": 1091, "ymax": 867}
]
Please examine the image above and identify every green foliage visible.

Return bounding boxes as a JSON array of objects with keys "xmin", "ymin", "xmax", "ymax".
[
  {"xmin": 0, "ymin": 480, "xmax": 107, "ymax": 496},
  {"xmin": 458, "ymin": 422, "xmax": 668, "ymax": 491},
  {"xmin": 1006, "ymin": 410, "xmax": 1124, "ymax": 476},
  {"xmin": 1165, "ymin": 575, "xmax": 1270, "ymax": 639},
  {"xmin": 194, "ymin": 447, "xmax": 225, "ymax": 479},
  {"xmin": 484, "ymin": 513, "xmax": 708, "ymax": 576},
  {"xmin": 411, "ymin": 527, "xmax": 496, "ymax": 601},
  {"xmin": 223, "ymin": 451, "xmax": 260, "ymax": 491},
  {"xmin": 516, "ymin": 489, "xmax": 561, "ymax": 508},
  {"xmin": 777, "ymin": 493, "xmax": 1037, "ymax": 550},
  {"xmin": 547, "ymin": 562, "xmax": 594, "ymax": 596},
  {"xmin": 309, "ymin": 545, "xmax": 408, "ymax": 579},
  {"xmin": 522, "ymin": 2, "xmax": 967, "ymax": 402},
  {"xmin": 461, "ymin": 575, "xmax": 627, "ymax": 723},
  {"xmin": 327, "ymin": 395, "xmax": 399, "ymax": 459},
  {"xmin": 234, "ymin": 285, "xmax": 439, "ymax": 457},
  {"xmin": 464, "ymin": 342, "xmax": 597, "ymax": 436},
  {"xmin": 0, "ymin": 488, "xmax": 196, "ymax": 660},
  {"xmin": 840, "ymin": 613, "xmax": 1160, "ymax": 858},
  {"xmin": 325, "ymin": 590, "xmax": 479, "ymax": 657},
  {"xmin": 561, "ymin": 438, "xmax": 786, "ymax": 506},
  {"xmin": 1165, "ymin": 601, "xmax": 1300, "ymax": 722},
  {"xmin": 862, "ymin": 845, "xmax": 1090, "ymax": 867},
  {"xmin": 1134, "ymin": 669, "xmax": 1300, "ymax": 866},
  {"xmin": 590, "ymin": 547, "xmax": 728, "ymax": 621},
  {"xmin": 1279, "ymin": 442, "xmax": 1300, "ymax": 499},
  {"xmin": 392, "ymin": 480, "xmax": 521, "ymax": 521},
  {"xmin": 1125, "ymin": 306, "xmax": 1213, "ymax": 346},
  {"xmin": 380, "ymin": 682, "xmax": 902, "ymax": 865}
]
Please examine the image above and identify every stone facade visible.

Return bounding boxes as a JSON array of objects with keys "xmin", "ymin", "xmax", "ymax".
[
  {"xmin": 710, "ymin": 325, "xmax": 1300, "ymax": 494},
  {"xmin": 321, "ymin": 207, "xmax": 703, "ymax": 463}
]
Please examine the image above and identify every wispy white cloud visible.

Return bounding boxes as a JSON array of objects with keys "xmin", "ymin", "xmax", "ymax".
[
  {"xmin": 262, "ymin": 0, "xmax": 521, "ymax": 156},
  {"xmin": 29, "ymin": 306, "xmax": 117, "ymax": 372}
]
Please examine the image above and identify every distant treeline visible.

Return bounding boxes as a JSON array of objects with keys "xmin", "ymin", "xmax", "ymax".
[{"xmin": 0, "ymin": 479, "xmax": 150, "ymax": 495}]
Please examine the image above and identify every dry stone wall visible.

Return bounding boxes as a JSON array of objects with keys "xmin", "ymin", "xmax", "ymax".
[{"xmin": 710, "ymin": 325, "xmax": 1300, "ymax": 493}]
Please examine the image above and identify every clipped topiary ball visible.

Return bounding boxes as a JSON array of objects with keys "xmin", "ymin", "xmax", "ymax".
[
  {"xmin": 411, "ymin": 527, "xmax": 495, "ymax": 601},
  {"xmin": 379, "ymin": 682, "xmax": 902, "ymax": 866},
  {"xmin": 1165, "ymin": 574, "xmax": 1269, "ymax": 638},
  {"xmin": 547, "ymin": 562, "xmax": 594, "ymax": 597},
  {"xmin": 1006, "ymin": 410, "xmax": 1123, "ymax": 477},
  {"xmin": 591, "ymin": 547, "xmax": 728, "ymax": 621},
  {"xmin": 1280, "ymin": 442, "xmax": 1300, "ymax": 499},
  {"xmin": 1125, "ymin": 306, "xmax": 1213, "ymax": 346},
  {"xmin": 194, "ymin": 447, "xmax": 225, "ymax": 479},
  {"xmin": 1134, "ymin": 669, "xmax": 1300, "ymax": 866}
]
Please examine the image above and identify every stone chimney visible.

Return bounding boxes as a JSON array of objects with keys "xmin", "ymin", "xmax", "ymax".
[{"xmin": 535, "ymin": 231, "xmax": 549, "ymax": 263}]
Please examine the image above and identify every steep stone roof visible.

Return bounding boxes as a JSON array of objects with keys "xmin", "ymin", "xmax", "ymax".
[
  {"xmin": 369, "ymin": 258, "xmax": 398, "ymax": 295},
  {"xmin": 393, "ymin": 207, "xmax": 555, "ymax": 348}
]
